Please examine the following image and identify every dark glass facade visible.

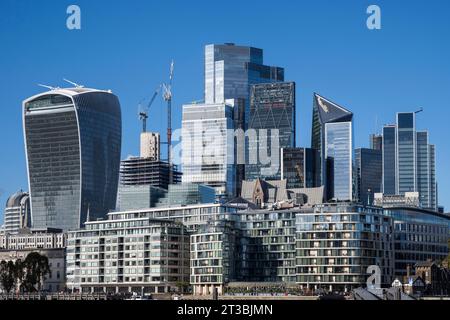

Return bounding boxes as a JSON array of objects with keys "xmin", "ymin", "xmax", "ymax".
[
  {"xmin": 382, "ymin": 125, "xmax": 396, "ymax": 195},
  {"xmin": 382, "ymin": 114, "xmax": 436, "ymax": 210},
  {"xmin": 204, "ymin": 43, "xmax": 284, "ymax": 108},
  {"xmin": 246, "ymin": 82, "xmax": 296, "ymax": 180},
  {"xmin": 281, "ymin": 147, "xmax": 319, "ymax": 189},
  {"xmin": 355, "ymin": 148, "xmax": 382, "ymax": 206},
  {"xmin": 23, "ymin": 89, "xmax": 122, "ymax": 231},
  {"xmin": 311, "ymin": 93, "xmax": 353, "ymax": 201},
  {"xmin": 204, "ymin": 43, "xmax": 284, "ymax": 143},
  {"xmin": 385, "ymin": 207, "xmax": 450, "ymax": 277},
  {"xmin": 396, "ymin": 113, "xmax": 416, "ymax": 194},
  {"xmin": 370, "ymin": 134, "xmax": 383, "ymax": 151}
]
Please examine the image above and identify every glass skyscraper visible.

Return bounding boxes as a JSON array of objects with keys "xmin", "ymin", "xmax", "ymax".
[
  {"xmin": 23, "ymin": 87, "xmax": 122, "ymax": 231},
  {"xmin": 281, "ymin": 147, "xmax": 319, "ymax": 189},
  {"xmin": 181, "ymin": 102, "xmax": 236, "ymax": 198},
  {"xmin": 382, "ymin": 125, "xmax": 396, "ymax": 195},
  {"xmin": 246, "ymin": 82, "xmax": 296, "ymax": 180},
  {"xmin": 204, "ymin": 43, "xmax": 284, "ymax": 108},
  {"xmin": 311, "ymin": 93, "xmax": 354, "ymax": 201},
  {"xmin": 396, "ymin": 112, "xmax": 416, "ymax": 194},
  {"xmin": 382, "ymin": 113, "xmax": 437, "ymax": 210},
  {"xmin": 355, "ymin": 148, "xmax": 382, "ymax": 206},
  {"xmin": 181, "ymin": 44, "xmax": 285, "ymax": 198},
  {"xmin": 370, "ymin": 133, "xmax": 383, "ymax": 151}
]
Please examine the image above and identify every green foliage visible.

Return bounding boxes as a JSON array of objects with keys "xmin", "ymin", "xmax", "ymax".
[
  {"xmin": 175, "ymin": 281, "xmax": 190, "ymax": 293},
  {"xmin": 0, "ymin": 260, "xmax": 16, "ymax": 293},
  {"xmin": 22, "ymin": 252, "xmax": 51, "ymax": 292},
  {"xmin": 0, "ymin": 252, "xmax": 50, "ymax": 294}
]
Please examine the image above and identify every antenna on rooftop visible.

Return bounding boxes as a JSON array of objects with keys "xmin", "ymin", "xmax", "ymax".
[
  {"xmin": 37, "ymin": 84, "xmax": 59, "ymax": 90},
  {"xmin": 415, "ymin": 107, "xmax": 424, "ymax": 114},
  {"xmin": 63, "ymin": 78, "xmax": 84, "ymax": 88}
]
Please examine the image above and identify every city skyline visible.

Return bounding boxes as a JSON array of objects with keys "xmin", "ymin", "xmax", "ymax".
[{"xmin": 1, "ymin": 0, "xmax": 450, "ymax": 222}]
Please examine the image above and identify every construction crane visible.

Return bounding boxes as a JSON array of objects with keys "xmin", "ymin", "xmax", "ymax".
[
  {"xmin": 138, "ymin": 85, "xmax": 161, "ymax": 133},
  {"xmin": 163, "ymin": 60, "xmax": 174, "ymax": 184}
]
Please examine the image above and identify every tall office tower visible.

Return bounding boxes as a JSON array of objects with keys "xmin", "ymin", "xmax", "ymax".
[
  {"xmin": 246, "ymin": 82, "xmax": 296, "ymax": 180},
  {"xmin": 3, "ymin": 191, "xmax": 31, "ymax": 234},
  {"xmin": 416, "ymin": 131, "xmax": 437, "ymax": 210},
  {"xmin": 23, "ymin": 88, "xmax": 122, "ymax": 231},
  {"xmin": 382, "ymin": 113, "xmax": 437, "ymax": 210},
  {"xmin": 204, "ymin": 43, "xmax": 284, "ymax": 119},
  {"xmin": 428, "ymin": 144, "xmax": 437, "ymax": 210},
  {"xmin": 382, "ymin": 125, "xmax": 396, "ymax": 195},
  {"xmin": 396, "ymin": 112, "xmax": 416, "ymax": 194},
  {"xmin": 181, "ymin": 101, "xmax": 235, "ymax": 198},
  {"xmin": 355, "ymin": 148, "xmax": 382, "ymax": 206},
  {"xmin": 233, "ymin": 98, "xmax": 246, "ymax": 197},
  {"xmin": 370, "ymin": 134, "xmax": 383, "ymax": 150},
  {"xmin": 140, "ymin": 132, "xmax": 160, "ymax": 160},
  {"xmin": 281, "ymin": 147, "xmax": 319, "ymax": 189},
  {"xmin": 311, "ymin": 93, "xmax": 354, "ymax": 201}
]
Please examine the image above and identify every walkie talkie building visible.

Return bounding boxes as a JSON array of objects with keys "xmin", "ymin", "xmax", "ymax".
[{"xmin": 23, "ymin": 87, "xmax": 122, "ymax": 231}]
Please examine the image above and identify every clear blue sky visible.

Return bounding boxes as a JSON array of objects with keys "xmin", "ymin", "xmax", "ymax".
[{"xmin": 0, "ymin": 0, "xmax": 449, "ymax": 222}]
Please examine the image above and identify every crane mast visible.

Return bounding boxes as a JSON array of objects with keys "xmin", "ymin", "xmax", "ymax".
[{"xmin": 163, "ymin": 60, "xmax": 175, "ymax": 184}]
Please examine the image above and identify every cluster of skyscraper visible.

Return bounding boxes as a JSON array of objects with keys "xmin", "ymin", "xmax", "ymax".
[
  {"xmin": 181, "ymin": 43, "xmax": 438, "ymax": 211},
  {"xmin": 1, "ymin": 42, "xmax": 447, "ymax": 296},
  {"xmin": 1, "ymin": 43, "xmax": 439, "ymax": 235}
]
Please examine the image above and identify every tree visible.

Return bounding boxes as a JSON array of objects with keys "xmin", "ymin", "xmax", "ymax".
[
  {"xmin": 13, "ymin": 259, "xmax": 25, "ymax": 293},
  {"xmin": 175, "ymin": 281, "xmax": 190, "ymax": 294},
  {"xmin": 0, "ymin": 260, "xmax": 16, "ymax": 294},
  {"xmin": 22, "ymin": 252, "xmax": 50, "ymax": 292}
]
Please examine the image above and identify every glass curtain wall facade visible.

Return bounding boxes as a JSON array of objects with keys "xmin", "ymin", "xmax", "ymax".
[
  {"xmin": 396, "ymin": 112, "xmax": 416, "ymax": 194},
  {"xmin": 204, "ymin": 43, "xmax": 284, "ymax": 109},
  {"xmin": 382, "ymin": 125, "xmax": 396, "ymax": 195},
  {"xmin": 416, "ymin": 131, "xmax": 430, "ymax": 209},
  {"xmin": 23, "ymin": 88, "xmax": 121, "ymax": 231},
  {"xmin": 382, "ymin": 114, "xmax": 437, "ymax": 210},
  {"xmin": 181, "ymin": 102, "xmax": 235, "ymax": 198},
  {"xmin": 370, "ymin": 134, "xmax": 383, "ymax": 151},
  {"xmin": 355, "ymin": 148, "xmax": 382, "ymax": 206},
  {"xmin": 246, "ymin": 82, "xmax": 296, "ymax": 181},
  {"xmin": 385, "ymin": 207, "xmax": 450, "ymax": 277},
  {"xmin": 428, "ymin": 145, "xmax": 437, "ymax": 210},
  {"xmin": 155, "ymin": 184, "xmax": 216, "ymax": 208},
  {"xmin": 281, "ymin": 148, "xmax": 319, "ymax": 189},
  {"xmin": 324, "ymin": 122, "xmax": 353, "ymax": 201},
  {"xmin": 311, "ymin": 93, "xmax": 353, "ymax": 201}
]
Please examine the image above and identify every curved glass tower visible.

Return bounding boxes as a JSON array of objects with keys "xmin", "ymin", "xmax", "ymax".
[{"xmin": 23, "ymin": 88, "xmax": 122, "ymax": 231}]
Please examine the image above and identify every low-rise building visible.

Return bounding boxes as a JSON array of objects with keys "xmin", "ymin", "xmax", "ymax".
[
  {"xmin": 295, "ymin": 204, "xmax": 394, "ymax": 292},
  {"xmin": 373, "ymin": 192, "xmax": 420, "ymax": 208},
  {"xmin": 66, "ymin": 217, "xmax": 190, "ymax": 294},
  {"xmin": 0, "ymin": 248, "xmax": 65, "ymax": 293},
  {"xmin": 0, "ymin": 228, "xmax": 66, "ymax": 250},
  {"xmin": 190, "ymin": 203, "xmax": 395, "ymax": 294},
  {"xmin": 384, "ymin": 207, "xmax": 450, "ymax": 278},
  {"xmin": 0, "ymin": 228, "xmax": 66, "ymax": 293}
]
